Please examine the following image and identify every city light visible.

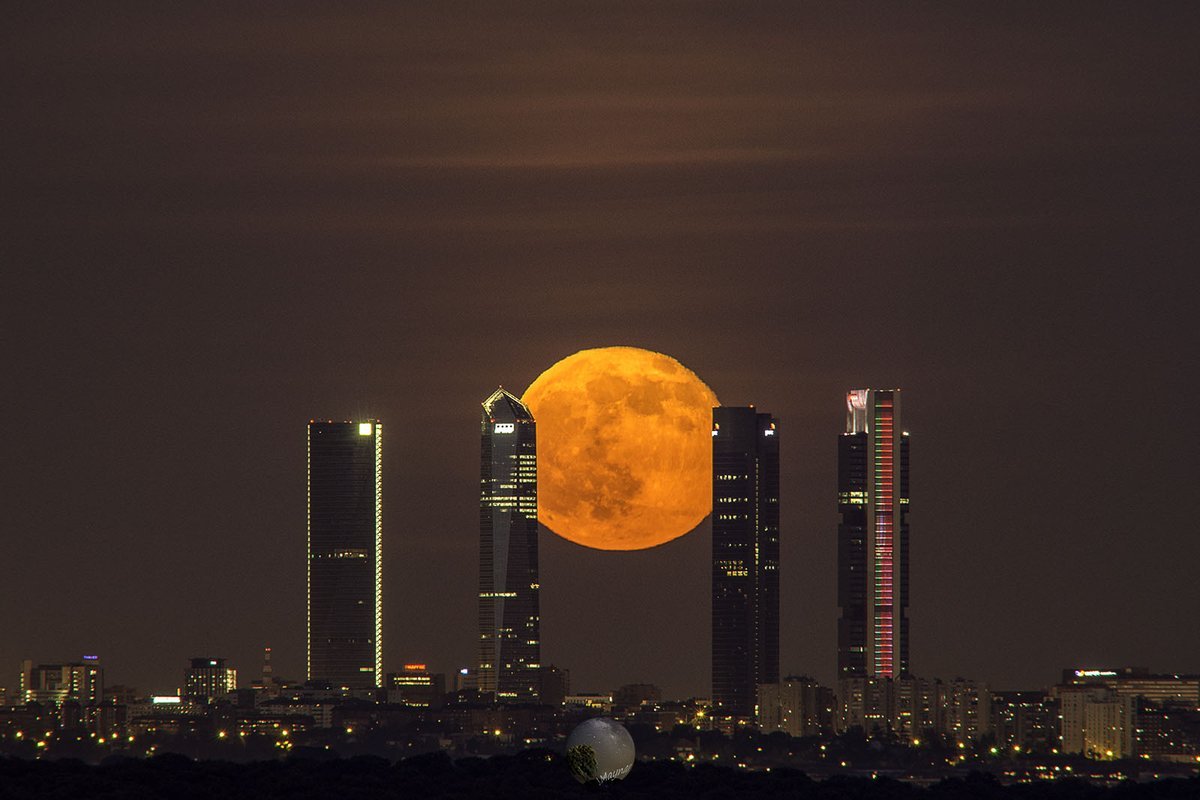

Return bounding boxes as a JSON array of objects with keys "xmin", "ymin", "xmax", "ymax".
[
  {"xmin": 0, "ymin": 2, "xmax": 1191, "ymax": 795},
  {"xmin": 3, "ymin": 395, "xmax": 1195, "ymax": 782}
]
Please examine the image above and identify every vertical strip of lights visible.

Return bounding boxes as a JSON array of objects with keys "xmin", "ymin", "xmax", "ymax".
[
  {"xmin": 374, "ymin": 423, "xmax": 383, "ymax": 687},
  {"xmin": 873, "ymin": 395, "xmax": 895, "ymax": 678},
  {"xmin": 305, "ymin": 424, "xmax": 312, "ymax": 682}
]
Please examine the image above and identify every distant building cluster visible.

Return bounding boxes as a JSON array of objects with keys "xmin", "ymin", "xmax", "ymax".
[
  {"xmin": 5, "ymin": 653, "xmax": 1200, "ymax": 766},
  {"xmin": 6, "ymin": 389, "xmax": 1200, "ymax": 768},
  {"xmin": 749, "ymin": 668, "xmax": 1200, "ymax": 763}
]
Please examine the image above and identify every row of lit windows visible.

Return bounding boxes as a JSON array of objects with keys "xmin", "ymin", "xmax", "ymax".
[{"xmin": 315, "ymin": 550, "xmax": 369, "ymax": 559}]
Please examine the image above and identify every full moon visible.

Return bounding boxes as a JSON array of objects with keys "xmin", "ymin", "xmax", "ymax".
[{"xmin": 522, "ymin": 347, "xmax": 718, "ymax": 550}]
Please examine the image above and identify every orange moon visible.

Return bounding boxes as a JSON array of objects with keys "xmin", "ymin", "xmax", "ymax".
[{"xmin": 522, "ymin": 347, "xmax": 719, "ymax": 551}]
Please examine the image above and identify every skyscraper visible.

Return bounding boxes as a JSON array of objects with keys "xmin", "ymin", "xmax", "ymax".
[
  {"xmin": 478, "ymin": 388, "xmax": 540, "ymax": 703},
  {"xmin": 307, "ymin": 420, "xmax": 382, "ymax": 689},
  {"xmin": 711, "ymin": 406, "xmax": 780, "ymax": 718},
  {"xmin": 838, "ymin": 389, "xmax": 910, "ymax": 679}
]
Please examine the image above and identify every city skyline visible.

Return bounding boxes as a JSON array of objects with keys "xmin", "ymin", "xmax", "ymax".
[
  {"xmin": 4, "ymin": 366, "xmax": 1194, "ymax": 701},
  {"xmin": 4, "ymin": 4, "xmax": 1197, "ymax": 702},
  {"xmin": 8, "ymin": 377, "xmax": 1181, "ymax": 704},
  {"xmin": 5, "ymin": 368, "xmax": 1196, "ymax": 699}
]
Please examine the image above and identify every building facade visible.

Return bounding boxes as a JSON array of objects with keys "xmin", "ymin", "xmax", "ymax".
[
  {"xmin": 838, "ymin": 389, "xmax": 910, "ymax": 679},
  {"xmin": 1055, "ymin": 667, "xmax": 1200, "ymax": 760},
  {"xmin": 478, "ymin": 388, "xmax": 541, "ymax": 703},
  {"xmin": 20, "ymin": 659, "xmax": 103, "ymax": 706},
  {"xmin": 386, "ymin": 665, "xmax": 446, "ymax": 708},
  {"xmin": 758, "ymin": 676, "xmax": 835, "ymax": 738},
  {"xmin": 837, "ymin": 674, "xmax": 992, "ymax": 745},
  {"xmin": 184, "ymin": 658, "xmax": 237, "ymax": 703},
  {"xmin": 992, "ymin": 691, "xmax": 1059, "ymax": 754},
  {"xmin": 711, "ymin": 406, "xmax": 780, "ymax": 718},
  {"xmin": 891, "ymin": 675, "xmax": 941, "ymax": 741},
  {"xmin": 837, "ymin": 675, "xmax": 892, "ymax": 735},
  {"xmin": 943, "ymin": 678, "xmax": 993, "ymax": 745},
  {"xmin": 1134, "ymin": 697, "xmax": 1200, "ymax": 762},
  {"xmin": 1056, "ymin": 685, "xmax": 1136, "ymax": 759},
  {"xmin": 307, "ymin": 420, "xmax": 383, "ymax": 688},
  {"xmin": 537, "ymin": 665, "xmax": 570, "ymax": 707},
  {"xmin": 1060, "ymin": 667, "xmax": 1200, "ymax": 707}
]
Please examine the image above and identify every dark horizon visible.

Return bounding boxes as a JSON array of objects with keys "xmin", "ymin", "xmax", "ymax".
[{"xmin": 3, "ymin": 3, "xmax": 1198, "ymax": 699}]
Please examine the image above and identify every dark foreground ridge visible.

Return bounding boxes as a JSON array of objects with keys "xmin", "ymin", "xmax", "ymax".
[{"xmin": 2, "ymin": 752, "xmax": 1199, "ymax": 800}]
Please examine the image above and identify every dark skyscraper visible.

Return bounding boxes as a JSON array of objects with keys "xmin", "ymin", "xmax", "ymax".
[
  {"xmin": 478, "ymin": 388, "xmax": 540, "ymax": 703},
  {"xmin": 711, "ymin": 406, "xmax": 780, "ymax": 718},
  {"xmin": 838, "ymin": 389, "xmax": 910, "ymax": 679},
  {"xmin": 307, "ymin": 420, "xmax": 382, "ymax": 689}
]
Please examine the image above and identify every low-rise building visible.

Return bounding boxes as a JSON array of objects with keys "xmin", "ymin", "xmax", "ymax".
[
  {"xmin": 836, "ymin": 676, "xmax": 891, "ymax": 736},
  {"xmin": 944, "ymin": 678, "xmax": 992, "ymax": 745},
  {"xmin": 1055, "ymin": 684, "xmax": 1135, "ymax": 759},
  {"xmin": 386, "ymin": 665, "xmax": 445, "ymax": 708},
  {"xmin": 992, "ymin": 691, "xmax": 1058, "ymax": 754},
  {"xmin": 837, "ymin": 675, "xmax": 992, "ymax": 745},
  {"xmin": 184, "ymin": 658, "xmax": 237, "ymax": 704},
  {"xmin": 20, "ymin": 658, "xmax": 103, "ymax": 706},
  {"xmin": 564, "ymin": 693, "xmax": 613, "ymax": 714},
  {"xmin": 757, "ymin": 676, "xmax": 834, "ymax": 737}
]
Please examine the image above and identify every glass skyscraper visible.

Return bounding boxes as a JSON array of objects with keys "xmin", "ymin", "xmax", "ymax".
[
  {"xmin": 711, "ymin": 405, "xmax": 780, "ymax": 718},
  {"xmin": 478, "ymin": 388, "xmax": 540, "ymax": 703},
  {"xmin": 307, "ymin": 420, "xmax": 382, "ymax": 688},
  {"xmin": 838, "ymin": 389, "xmax": 910, "ymax": 679}
]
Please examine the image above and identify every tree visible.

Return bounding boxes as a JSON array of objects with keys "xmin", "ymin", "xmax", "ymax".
[{"xmin": 565, "ymin": 744, "xmax": 597, "ymax": 784}]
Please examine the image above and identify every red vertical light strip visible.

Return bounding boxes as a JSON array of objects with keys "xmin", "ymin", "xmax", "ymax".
[{"xmin": 874, "ymin": 395, "xmax": 895, "ymax": 678}]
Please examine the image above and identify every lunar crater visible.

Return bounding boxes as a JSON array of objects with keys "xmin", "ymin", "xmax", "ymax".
[{"xmin": 523, "ymin": 346, "xmax": 717, "ymax": 551}]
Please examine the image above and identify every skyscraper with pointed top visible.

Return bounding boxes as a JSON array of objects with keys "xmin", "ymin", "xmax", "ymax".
[
  {"xmin": 478, "ymin": 388, "xmax": 540, "ymax": 703},
  {"xmin": 838, "ymin": 389, "xmax": 910, "ymax": 679},
  {"xmin": 711, "ymin": 405, "xmax": 780, "ymax": 719}
]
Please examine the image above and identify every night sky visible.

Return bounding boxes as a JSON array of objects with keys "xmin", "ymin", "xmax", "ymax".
[{"xmin": 3, "ymin": 3, "xmax": 1198, "ymax": 699}]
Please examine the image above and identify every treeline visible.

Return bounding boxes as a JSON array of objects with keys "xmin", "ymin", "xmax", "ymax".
[{"xmin": 0, "ymin": 751, "xmax": 1197, "ymax": 799}]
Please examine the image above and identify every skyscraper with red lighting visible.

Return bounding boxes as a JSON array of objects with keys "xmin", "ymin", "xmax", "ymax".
[{"xmin": 837, "ymin": 389, "xmax": 909, "ymax": 679}]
